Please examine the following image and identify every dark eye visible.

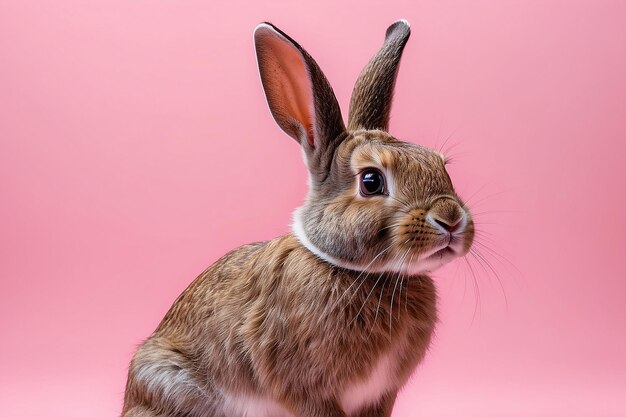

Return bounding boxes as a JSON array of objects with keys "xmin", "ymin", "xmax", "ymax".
[{"xmin": 360, "ymin": 169, "xmax": 386, "ymax": 196}]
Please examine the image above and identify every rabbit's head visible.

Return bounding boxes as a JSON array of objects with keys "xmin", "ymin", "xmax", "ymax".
[{"xmin": 254, "ymin": 20, "xmax": 473, "ymax": 274}]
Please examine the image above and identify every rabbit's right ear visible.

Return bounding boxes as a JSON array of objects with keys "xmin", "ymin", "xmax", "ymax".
[{"xmin": 254, "ymin": 23, "xmax": 346, "ymax": 174}]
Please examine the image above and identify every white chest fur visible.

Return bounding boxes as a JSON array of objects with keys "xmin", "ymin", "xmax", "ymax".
[
  {"xmin": 221, "ymin": 393, "xmax": 295, "ymax": 417},
  {"xmin": 340, "ymin": 352, "xmax": 395, "ymax": 415}
]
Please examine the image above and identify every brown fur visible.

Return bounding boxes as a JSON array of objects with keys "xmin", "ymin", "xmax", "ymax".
[
  {"xmin": 123, "ymin": 236, "xmax": 436, "ymax": 416},
  {"xmin": 122, "ymin": 20, "xmax": 473, "ymax": 417}
]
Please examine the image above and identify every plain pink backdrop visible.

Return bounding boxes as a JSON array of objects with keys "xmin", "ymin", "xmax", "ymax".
[{"xmin": 1, "ymin": 1, "xmax": 625, "ymax": 416}]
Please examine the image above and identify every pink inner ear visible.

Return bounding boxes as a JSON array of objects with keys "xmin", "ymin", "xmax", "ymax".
[{"xmin": 259, "ymin": 31, "xmax": 316, "ymax": 147}]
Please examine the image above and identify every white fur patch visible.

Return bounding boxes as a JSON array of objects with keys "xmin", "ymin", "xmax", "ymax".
[
  {"xmin": 220, "ymin": 392, "xmax": 294, "ymax": 417},
  {"xmin": 340, "ymin": 353, "xmax": 394, "ymax": 415},
  {"xmin": 134, "ymin": 358, "xmax": 204, "ymax": 413}
]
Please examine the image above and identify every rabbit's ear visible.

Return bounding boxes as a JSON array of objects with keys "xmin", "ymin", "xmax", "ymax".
[
  {"xmin": 348, "ymin": 20, "xmax": 411, "ymax": 131},
  {"xmin": 254, "ymin": 23, "xmax": 345, "ymax": 157}
]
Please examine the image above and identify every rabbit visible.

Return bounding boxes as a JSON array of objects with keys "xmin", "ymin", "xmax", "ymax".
[{"xmin": 122, "ymin": 19, "xmax": 474, "ymax": 417}]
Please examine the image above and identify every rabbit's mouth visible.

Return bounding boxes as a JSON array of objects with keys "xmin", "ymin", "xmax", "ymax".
[
  {"xmin": 430, "ymin": 246, "xmax": 456, "ymax": 259},
  {"xmin": 403, "ymin": 248, "xmax": 456, "ymax": 275},
  {"xmin": 420, "ymin": 243, "xmax": 457, "ymax": 265},
  {"xmin": 402, "ymin": 237, "xmax": 467, "ymax": 275}
]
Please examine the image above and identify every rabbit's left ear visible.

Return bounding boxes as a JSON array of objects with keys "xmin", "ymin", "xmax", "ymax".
[
  {"xmin": 254, "ymin": 23, "xmax": 346, "ymax": 165},
  {"xmin": 348, "ymin": 20, "xmax": 411, "ymax": 132}
]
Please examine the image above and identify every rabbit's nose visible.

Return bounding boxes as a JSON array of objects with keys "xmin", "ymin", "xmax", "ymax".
[
  {"xmin": 426, "ymin": 199, "xmax": 465, "ymax": 233},
  {"xmin": 430, "ymin": 215, "xmax": 462, "ymax": 233}
]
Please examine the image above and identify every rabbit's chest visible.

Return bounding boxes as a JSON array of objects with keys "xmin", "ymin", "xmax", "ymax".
[{"xmin": 220, "ymin": 353, "xmax": 396, "ymax": 417}]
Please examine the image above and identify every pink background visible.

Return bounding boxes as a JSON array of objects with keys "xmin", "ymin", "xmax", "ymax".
[{"xmin": 1, "ymin": 1, "xmax": 625, "ymax": 416}]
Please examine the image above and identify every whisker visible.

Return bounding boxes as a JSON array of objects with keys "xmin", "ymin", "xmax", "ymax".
[
  {"xmin": 350, "ymin": 272, "xmax": 384, "ymax": 327},
  {"xmin": 462, "ymin": 255, "xmax": 482, "ymax": 323},
  {"xmin": 470, "ymin": 248, "xmax": 509, "ymax": 311},
  {"xmin": 404, "ymin": 252, "xmax": 415, "ymax": 314},
  {"xmin": 378, "ymin": 221, "xmax": 406, "ymax": 232},
  {"xmin": 435, "ymin": 122, "xmax": 447, "ymax": 154},
  {"xmin": 336, "ymin": 244, "xmax": 394, "ymax": 308},
  {"xmin": 389, "ymin": 247, "xmax": 411, "ymax": 338},
  {"xmin": 444, "ymin": 149, "xmax": 471, "ymax": 165},
  {"xmin": 370, "ymin": 272, "xmax": 390, "ymax": 338},
  {"xmin": 461, "ymin": 182, "xmax": 490, "ymax": 209},
  {"xmin": 471, "ymin": 238, "xmax": 521, "ymax": 276},
  {"xmin": 463, "ymin": 186, "xmax": 516, "ymax": 210},
  {"xmin": 440, "ymin": 126, "xmax": 463, "ymax": 156},
  {"xmin": 458, "ymin": 255, "xmax": 469, "ymax": 306},
  {"xmin": 388, "ymin": 195, "xmax": 413, "ymax": 208},
  {"xmin": 470, "ymin": 209, "xmax": 522, "ymax": 217}
]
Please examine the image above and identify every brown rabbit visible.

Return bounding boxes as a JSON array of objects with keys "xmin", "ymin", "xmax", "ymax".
[{"xmin": 122, "ymin": 19, "xmax": 474, "ymax": 417}]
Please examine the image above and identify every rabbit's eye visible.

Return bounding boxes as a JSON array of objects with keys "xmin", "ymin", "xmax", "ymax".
[{"xmin": 360, "ymin": 169, "xmax": 386, "ymax": 196}]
